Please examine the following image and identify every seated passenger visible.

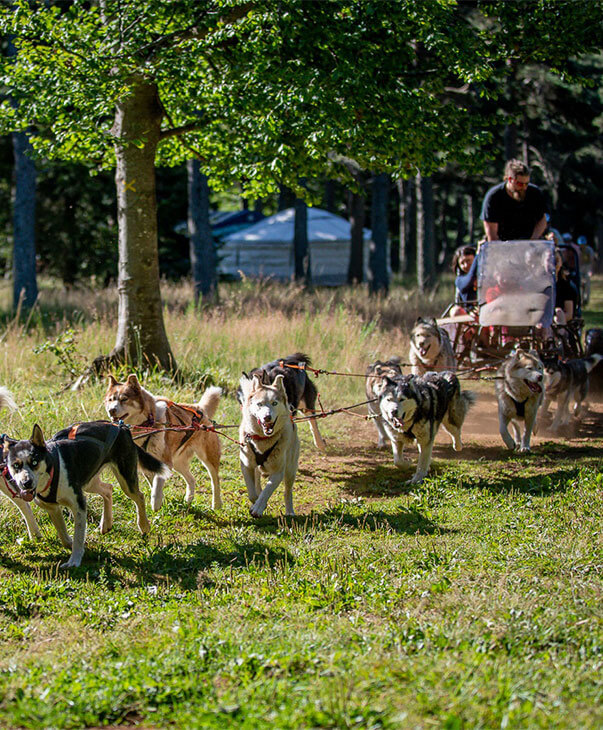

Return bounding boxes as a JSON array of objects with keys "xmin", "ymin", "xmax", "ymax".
[
  {"xmin": 451, "ymin": 245, "xmax": 478, "ymax": 315},
  {"xmin": 554, "ymin": 249, "xmax": 579, "ymax": 324}
]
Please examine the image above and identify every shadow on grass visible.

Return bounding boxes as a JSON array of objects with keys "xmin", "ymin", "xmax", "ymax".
[{"xmin": 232, "ymin": 505, "xmax": 448, "ymax": 538}]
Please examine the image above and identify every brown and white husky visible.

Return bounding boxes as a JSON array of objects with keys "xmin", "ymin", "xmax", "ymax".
[{"xmin": 104, "ymin": 375, "xmax": 222, "ymax": 511}]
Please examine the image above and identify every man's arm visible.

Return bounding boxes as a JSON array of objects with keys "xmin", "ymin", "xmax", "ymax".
[
  {"xmin": 483, "ymin": 221, "xmax": 498, "ymax": 241},
  {"xmin": 531, "ymin": 214, "xmax": 547, "ymax": 240}
]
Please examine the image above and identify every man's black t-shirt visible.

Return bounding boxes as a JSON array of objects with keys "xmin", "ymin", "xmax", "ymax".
[{"xmin": 480, "ymin": 182, "xmax": 547, "ymax": 240}]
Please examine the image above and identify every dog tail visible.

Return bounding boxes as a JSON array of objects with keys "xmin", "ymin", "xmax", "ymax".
[
  {"xmin": 584, "ymin": 353, "xmax": 603, "ymax": 373},
  {"xmin": 198, "ymin": 386, "xmax": 222, "ymax": 420},
  {"xmin": 136, "ymin": 446, "xmax": 171, "ymax": 479},
  {"xmin": 461, "ymin": 389, "xmax": 476, "ymax": 417},
  {"xmin": 0, "ymin": 387, "xmax": 17, "ymax": 413}
]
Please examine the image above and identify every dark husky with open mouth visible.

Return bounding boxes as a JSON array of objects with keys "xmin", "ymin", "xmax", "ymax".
[{"xmin": 378, "ymin": 370, "xmax": 474, "ymax": 484}]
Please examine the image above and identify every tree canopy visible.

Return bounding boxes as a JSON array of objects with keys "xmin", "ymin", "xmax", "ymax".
[{"xmin": 3, "ymin": 0, "xmax": 598, "ymax": 190}]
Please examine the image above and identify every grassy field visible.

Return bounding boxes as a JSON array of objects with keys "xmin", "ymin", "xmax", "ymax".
[{"xmin": 0, "ymin": 276, "xmax": 601, "ymax": 729}]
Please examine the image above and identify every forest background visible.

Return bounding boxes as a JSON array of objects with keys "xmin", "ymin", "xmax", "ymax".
[{"xmin": 0, "ymin": 0, "xmax": 601, "ymax": 374}]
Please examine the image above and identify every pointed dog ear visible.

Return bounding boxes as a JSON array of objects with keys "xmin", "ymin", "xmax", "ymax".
[
  {"xmin": 31, "ymin": 424, "xmax": 46, "ymax": 449},
  {"xmin": 107, "ymin": 374, "xmax": 119, "ymax": 387},
  {"xmin": 126, "ymin": 374, "xmax": 141, "ymax": 389},
  {"xmin": 239, "ymin": 373, "xmax": 256, "ymax": 398},
  {"xmin": 273, "ymin": 374, "xmax": 287, "ymax": 398},
  {"xmin": 251, "ymin": 373, "xmax": 263, "ymax": 392}
]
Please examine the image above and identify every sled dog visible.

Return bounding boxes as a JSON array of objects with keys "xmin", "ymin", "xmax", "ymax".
[
  {"xmin": 105, "ymin": 374, "xmax": 222, "ymax": 511},
  {"xmin": 3, "ymin": 421, "xmax": 168, "ymax": 568},
  {"xmin": 365, "ymin": 357, "xmax": 404, "ymax": 448},
  {"xmin": 542, "ymin": 354, "xmax": 603, "ymax": 430},
  {"xmin": 0, "ymin": 388, "xmax": 42, "ymax": 540},
  {"xmin": 409, "ymin": 317, "xmax": 457, "ymax": 375},
  {"xmin": 495, "ymin": 349, "xmax": 544, "ymax": 452},
  {"xmin": 239, "ymin": 372, "xmax": 300, "ymax": 517},
  {"xmin": 378, "ymin": 371, "xmax": 474, "ymax": 484},
  {"xmin": 238, "ymin": 352, "xmax": 326, "ymax": 451}
]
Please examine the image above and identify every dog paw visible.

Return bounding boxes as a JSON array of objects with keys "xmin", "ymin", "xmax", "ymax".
[
  {"xmin": 249, "ymin": 505, "xmax": 265, "ymax": 519},
  {"xmin": 517, "ymin": 446, "xmax": 531, "ymax": 453},
  {"xmin": 60, "ymin": 558, "xmax": 82, "ymax": 569}
]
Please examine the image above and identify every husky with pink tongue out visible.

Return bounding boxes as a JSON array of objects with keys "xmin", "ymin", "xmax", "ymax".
[
  {"xmin": 238, "ymin": 373, "xmax": 299, "ymax": 518},
  {"xmin": 495, "ymin": 348, "xmax": 544, "ymax": 452}
]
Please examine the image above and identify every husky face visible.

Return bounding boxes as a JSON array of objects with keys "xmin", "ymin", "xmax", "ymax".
[
  {"xmin": 379, "ymin": 378, "xmax": 418, "ymax": 431},
  {"xmin": 507, "ymin": 350, "xmax": 544, "ymax": 394},
  {"xmin": 241, "ymin": 374, "xmax": 290, "ymax": 437},
  {"xmin": 411, "ymin": 319, "xmax": 441, "ymax": 360},
  {"xmin": 542, "ymin": 359, "xmax": 563, "ymax": 393},
  {"xmin": 104, "ymin": 374, "xmax": 146, "ymax": 423},
  {"xmin": 4, "ymin": 425, "xmax": 50, "ymax": 497}
]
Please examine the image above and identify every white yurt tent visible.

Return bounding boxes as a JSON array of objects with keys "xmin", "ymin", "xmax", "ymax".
[{"xmin": 219, "ymin": 207, "xmax": 371, "ymax": 285}]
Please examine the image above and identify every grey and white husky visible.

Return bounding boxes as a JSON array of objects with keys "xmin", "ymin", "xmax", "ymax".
[
  {"xmin": 541, "ymin": 354, "xmax": 603, "ymax": 430},
  {"xmin": 239, "ymin": 373, "xmax": 300, "ymax": 517},
  {"xmin": 365, "ymin": 357, "xmax": 404, "ymax": 448},
  {"xmin": 3, "ymin": 421, "xmax": 169, "ymax": 568},
  {"xmin": 378, "ymin": 371, "xmax": 474, "ymax": 484},
  {"xmin": 409, "ymin": 317, "xmax": 457, "ymax": 375},
  {"xmin": 0, "ymin": 388, "xmax": 42, "ymax": 540},
  {"xmin": 495, "ymin": 349, "xmax": 544, "ymax": 452},
  {"xmin": 238, "ymin": 352, "xmax": 326, "ymax": 451}
]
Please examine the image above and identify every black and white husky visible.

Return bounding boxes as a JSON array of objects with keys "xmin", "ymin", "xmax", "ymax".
[
  {"xmin": 378, "ymin": 371, "xmax": 474, "ymax": 484},
  {"xmin": 0, "ymin": 387, "xmax": 42, "ymax": 540},
  {"xmin": 541, "ymin": 354, "xmax": 603, "ymax": 430},
  {"xmin": 3, "ymin": 421, "xmax": 169, "ymax": 568}
]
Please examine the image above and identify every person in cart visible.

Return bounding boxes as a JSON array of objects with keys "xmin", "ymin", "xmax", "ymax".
[{"xmin": 480, "ymin": 159, "xmax": 548, "ymax": 242}]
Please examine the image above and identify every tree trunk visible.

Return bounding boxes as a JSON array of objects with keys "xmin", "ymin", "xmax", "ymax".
[
  {"xmin": 324, "ymin": 179, "xmax": 336, "ymax": 213},
  {"xmin": 466, "ymin": 194, "xmax": 474, "ymax": 243},
  {"xmin": 347, "ymin": 189, "xmax": 365, "ymax": 284},
  {"xmin": 111, "ymin": 76, "xmax": 175, "ymax": 371},
  {"xmin": 187, "ymin": 159, "xmax": 216, "ymax": 304},
  {"xmin": 293, "ymin": 196, "xmax": 310, "ymax": 285},
  {"xmin": 368, "ymin": 172, "xmax": 389, "ymax": 295},
  {"xmin": 395, "ymin": 178, "xmax": 406, "ymax": 274},
  {"xmin": 12, "ymin": 131, "xmax": 38, "ymax": 310},
  {"xmin": 416, "ymin": 172, "xmax": 436, "ymax": 292}
]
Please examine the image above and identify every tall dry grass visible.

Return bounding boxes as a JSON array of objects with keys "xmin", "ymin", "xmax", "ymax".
[{"xmin": 0, "ymin": 275, "xmax": 456, "ymax": 405}]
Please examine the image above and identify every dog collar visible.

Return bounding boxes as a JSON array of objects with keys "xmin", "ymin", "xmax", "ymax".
[
  {"xmin": 245, "ymin": 432, "xmax": 273, "ymax": 441},
  {"xmin": 35, "ymin": 465, "xmax": 55, "ymax": 499}
]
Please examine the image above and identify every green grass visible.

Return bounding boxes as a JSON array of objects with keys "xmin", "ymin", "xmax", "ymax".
[{"xmin": 0, "ymin": 276, "xmax": 601, "ymax": 729}]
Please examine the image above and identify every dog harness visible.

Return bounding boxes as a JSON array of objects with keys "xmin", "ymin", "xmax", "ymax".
[
  {"xmin": 138, "ymin": 403, "xmax": 204, "ymax": 452},
  {"xmin": 37, "ymin": 424, "xmax": 122, "ymax": 504},
  {"xmin": 510, "ymin": 396, "xmax": 529, "ymax": 418},
  {"xmin": 243, "ymin": 435, "xmax": 279, "ymax": 467}
]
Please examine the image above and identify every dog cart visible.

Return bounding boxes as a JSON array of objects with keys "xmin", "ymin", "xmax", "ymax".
[{"xmin": 438, "ymin": 239, "xmax": 583, "ymax": 369}]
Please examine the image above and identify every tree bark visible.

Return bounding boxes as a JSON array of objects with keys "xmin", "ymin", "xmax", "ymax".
[
  {"xmin": 187, "ymin": 159, "xmax": 216, "ymax": 304},
  {"xmin": 293, "ymin": 196, "xmax": 310, "ymax": 285},
  {"xmin": 347, "ymin": 189, "xmax": 365, "ymax": 284},
  {"xmin": 12, "ymin": 131, "xmax": 38, "ymax": 310},
  {"xmin": 368, "ymin": 172, "xmax": 389, "ymax": 295},
  {"xmin": 416, "ymin": 172, "xmax": 435, "ymax": 292},
  {"xmin": 111, "ymin": 76, "xmax": 175, "ymax": 371},
  {"xmin": 395, "ymin": 178, "xmax": 406, "ymax": 274}
]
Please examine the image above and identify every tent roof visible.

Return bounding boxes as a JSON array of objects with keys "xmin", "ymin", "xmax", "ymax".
[{"xmin": 223, "ymin": 207, "xmax": 371, "ymax": 244}]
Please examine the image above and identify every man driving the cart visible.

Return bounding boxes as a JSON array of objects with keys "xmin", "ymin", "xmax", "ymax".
[{"xmin": 480, "ymin": 159, "xmax": 548, "ymax": 243}]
